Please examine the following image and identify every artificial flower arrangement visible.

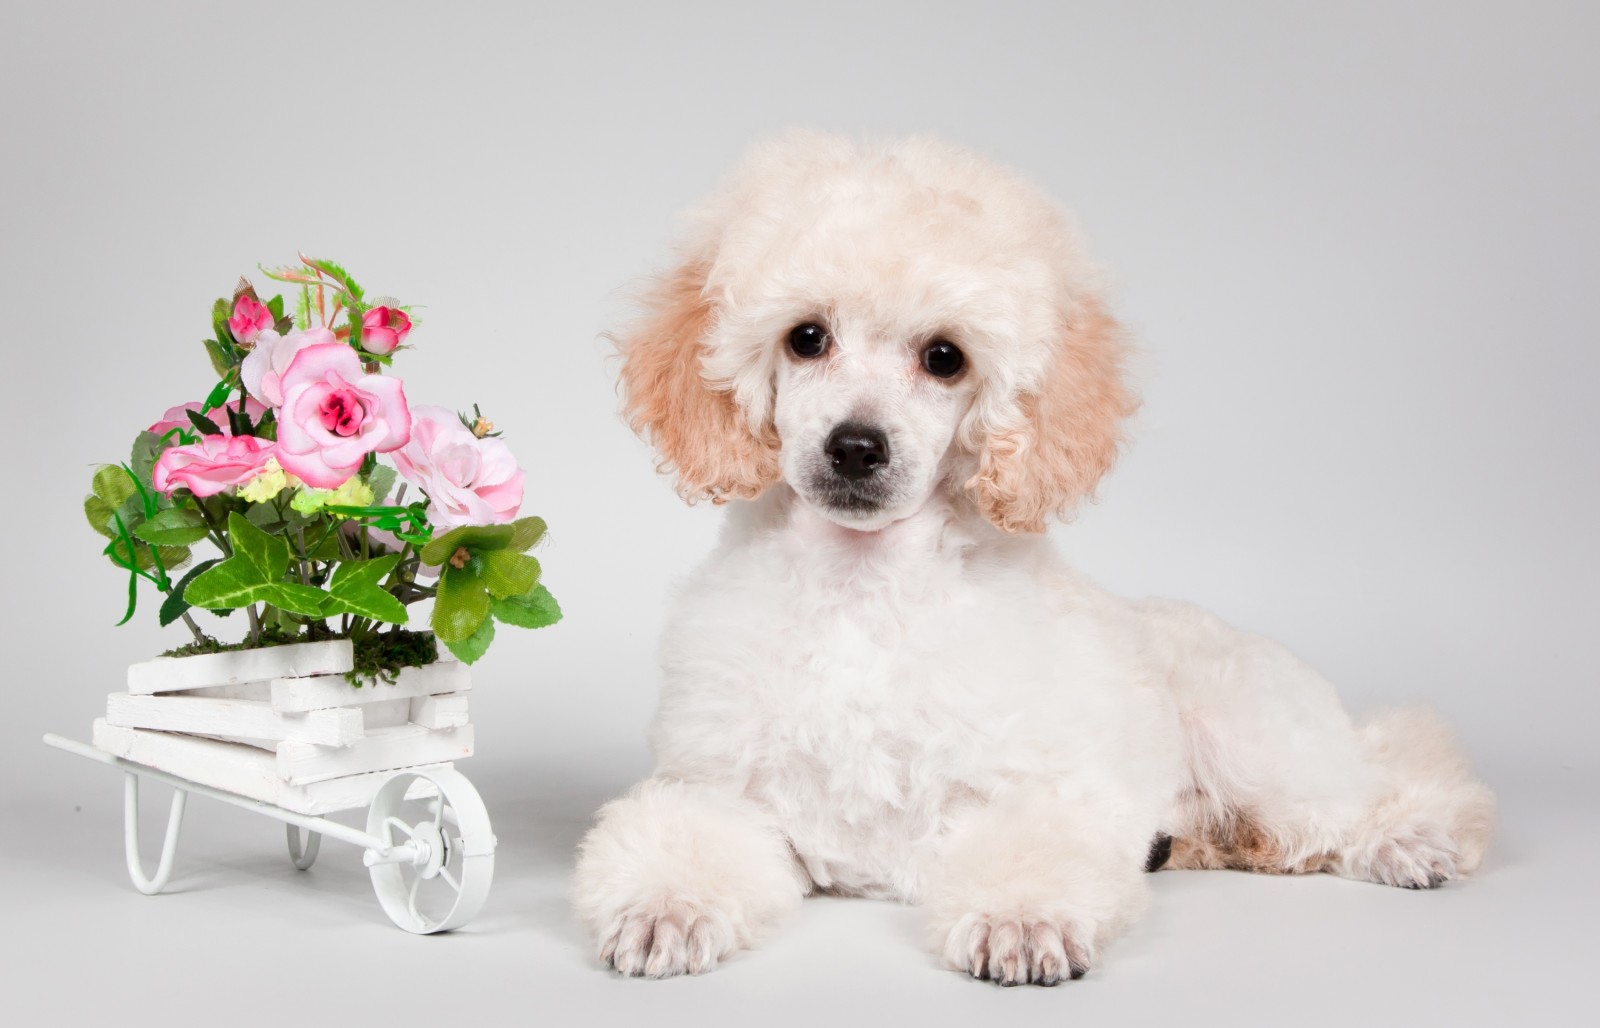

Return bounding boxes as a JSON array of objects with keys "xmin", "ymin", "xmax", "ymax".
[{"xmin": 85, "ymin": 255, "xmax": 561, "ymax": 678}]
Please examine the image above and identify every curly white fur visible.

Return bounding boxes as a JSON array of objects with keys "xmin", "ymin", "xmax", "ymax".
[{"xmin": 571, "ymin": 132, "xmax": 1495, "ymax": 984}]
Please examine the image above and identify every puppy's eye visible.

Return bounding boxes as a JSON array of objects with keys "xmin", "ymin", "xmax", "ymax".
[
  {"xmin": 788, "ymin": 322, "xmax": 830, "ymax": 359},
  {"xmin": 921, "ymin": 339, "xmax": 965, "ymax": 379}
]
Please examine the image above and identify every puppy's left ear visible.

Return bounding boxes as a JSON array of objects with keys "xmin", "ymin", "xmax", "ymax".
[{"xmin": 967, "ymin": 300, "xmax": 1138, "ymax": 533}]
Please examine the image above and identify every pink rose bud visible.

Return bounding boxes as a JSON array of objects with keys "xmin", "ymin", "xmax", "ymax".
[
  {"xmin": 360, "ymin": 306, "xmax": 412, "ymax": 356},
  {"xmin": 228, "ymin": 295, "xmax": 275, "ymax": 346}
]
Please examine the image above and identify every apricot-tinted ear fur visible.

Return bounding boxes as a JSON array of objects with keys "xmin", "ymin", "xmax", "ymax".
[
  {"xmin": 617, "ymin": 261, "xmax": 781, "ymax": 503},
  {"xmin": 968, "ymin": 301, "xmax": 1137, "ymax": 533}
]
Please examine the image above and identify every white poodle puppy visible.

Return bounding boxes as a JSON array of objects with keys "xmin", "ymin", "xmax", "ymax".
[{"xmin": 571, "ymin": 132, "xmax": 1495, "ymax": 985}]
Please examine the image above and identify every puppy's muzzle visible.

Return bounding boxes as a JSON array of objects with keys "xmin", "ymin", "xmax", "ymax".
[{"xmin": 825, "ymin": 422, "xmax": 890, "ymax": 481}]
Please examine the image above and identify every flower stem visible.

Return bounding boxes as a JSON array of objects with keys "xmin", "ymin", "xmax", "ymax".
[{"xmin": 180, "ymin": 612, "xmax": 206, "ymax": 647}]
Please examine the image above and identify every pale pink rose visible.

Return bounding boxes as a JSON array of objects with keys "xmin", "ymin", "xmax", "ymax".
[
  {"xmin": 360, "ymin": 306, "xmax": 412, "ymax": 356},
  {"xmin": 392, "ymin": 405, "xmax": 524, "ymax": 531},
  {"xmin": 274, "ymin": 343, "xmax": 411, "ymax": 489},
  {"xmin": 240, "ymin": 327, "xmax": 337, "ymax": 407},
  {"xmin": 228, "ymin": 295, "xmax": 275, "ymax": 345},
  {"xmin": 147, "ymin": 397, "xmax": 268, "ymax": 439},
  {"xmin": 151, "ymin": 435, "xmax": 276, "ymax": 498}
]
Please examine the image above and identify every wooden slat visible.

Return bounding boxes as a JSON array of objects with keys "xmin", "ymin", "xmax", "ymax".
[
  {"xmin": 276, "ymin": 724, "xmax": 473, "ymax": 785},
  {"xmin": 270, "ymin": 660, "xmax": 469, "ymax": 712},
  {"xmin": 91, "ymin": 720, "xmax": 453, "ymax": 816},
  {"xmin": 107, "ymin": 692, "xmax": 363, "ymax": 747},
  {"xmin": 410, "ymin": 693, "xmax": 470, "ymax": 729},
  {"xmin": 126, "ymin": 640, "xmax": 353, "ymax": 695}
]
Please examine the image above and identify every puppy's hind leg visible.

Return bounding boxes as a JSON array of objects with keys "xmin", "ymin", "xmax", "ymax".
[
  {"xmin": 1142, "ymin": 600, "xmax": 1495, "ymax": 889},
  {"xmin": 571, "ymin": 778, "xmax": 808, "ymax": 977},
  {"xmin": 1324, "ymin": 706, "xmax": 1496, "ymax": 888}
]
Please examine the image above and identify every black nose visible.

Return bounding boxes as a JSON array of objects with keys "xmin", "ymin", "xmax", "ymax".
[{"xmin": 825, "ymin": 423, "xmax": 890, "ymax": 481}]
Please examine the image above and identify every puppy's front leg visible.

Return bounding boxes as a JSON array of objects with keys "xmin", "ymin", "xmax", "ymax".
[
  {"xmin": 571, "ymin": 777, "xmax": 807, "ymax": 977},
  {"xmin": 924, "ymin": 788, "xmax": 1153, "ymax": 986}
]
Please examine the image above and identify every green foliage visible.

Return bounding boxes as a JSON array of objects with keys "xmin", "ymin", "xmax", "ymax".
[
  {"xmin": 443, "ymin": 615, "xmax": 494, "ymax": 665},
  {"xmin": 134, "ymin": 508, "xmax": 209, "ymax": 547},
  {"xmin": 479, "ymin": 551, "xmax": 540, "ymax": 598},
  {"xmin": 183, "ymin": 513, "xmax": 329, "ymax": 617},
  {"xmin": 366, "ymin": 464, "xmax": 397, "ymax": 505},
  {"xmin": 491, "ymin": 583, "xmax": 562, "ymax": 630},
  {"xmin": 158, "ymin": 558, "xmax": 221, "ymax": 626},
  {"xmin": 92, "ymin": 256, "xmax": 560, "ymax": 668},
  {"xmin": 431, "ymin": 564, "xmax": 491, "ymax": 643},
  {"xmin": 322, "ymin": 555, "xmax": 408, "ymax": 624}
]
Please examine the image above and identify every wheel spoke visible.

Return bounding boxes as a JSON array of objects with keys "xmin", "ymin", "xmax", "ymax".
[
  {"xmin": 407, "ymin": 875, "xmax": 422, "ymax": 922},
  {"xmin": 385, "ymin": 816, "xmax": 415, "ymax": 841},
  {"xmin": 433, "ymin": 798, "xmax": 446, "ymax": 829},
  {"xmin": 439, "ymin": 867, "xmax": 461, "ymax": 894}
]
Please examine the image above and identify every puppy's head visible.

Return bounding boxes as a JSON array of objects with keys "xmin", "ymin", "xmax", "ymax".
[{"xmin": 617, "ymin": 132, "xmax": 1135, "ymax": 534}]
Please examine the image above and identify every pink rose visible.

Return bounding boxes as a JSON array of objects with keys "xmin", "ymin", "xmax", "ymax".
[
  {"xmin": 148, "ymin": 397, "xmax": 268, "ymax": 439},
  {"xmin": 360, "ymin": 306, "xmax": 412, "ymax": 356},
  {"xmin": 241, "ymin": 327, "xmax": 337, "ymax": 407},
  {"xmin": 274, "ymin": 343, "xmax": 411, "ymax": 489},
  {"xmin": 151, "ymin": 435, "xmax": 276, "ymax": 498},
  {"xmin": 392, "ymin": 405, "xmax": 524, "ymax": 530},
  {"xmin": 228, "ymin": 295, "xmax": 275, "ymax": 346}
]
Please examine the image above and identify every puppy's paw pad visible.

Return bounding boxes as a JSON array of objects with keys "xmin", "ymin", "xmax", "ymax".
[
  {"xmin": 598, "ymin": 899, "xmax": 734, "ymax": 978},
  {"xmin": 943, "ymin": 912, "xmax": 1093, "ymax": 986}
]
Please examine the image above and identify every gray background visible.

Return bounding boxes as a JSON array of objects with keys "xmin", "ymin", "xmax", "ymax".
[{"xmin": 2, "ymin": 1, "xmax": 1594, "ymax": 1024}]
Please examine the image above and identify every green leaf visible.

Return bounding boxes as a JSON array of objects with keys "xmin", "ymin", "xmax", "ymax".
[
  {"xmin": 85, "ymin": 494, "xmax": 117, "ymax": 538},
  {"xmin": 186, "ymin": 409, "xmax": 223, "ymax": 436},
  {"xmin": 479, "ymin": 551, "xmax": 540, "ymax": 599},
  {"xmin": 92, "ymin": 465, "xmax": 136, "ymax": 507},
  {"xmin": 419, "ymin": 523, "xmax": 515, "ymax": 566},
  {"xmin": 159, "ymin": 558, "xmax": 221, "ymax": 626},
  {"xmin": 366, "ymin": 464, "xmax": 397, "ymax": 505},
  {"xmin": 442, "ymin": 615, "xmax": 495, "ymax": 665},
  {"xmin": 130, "ymin": 431, "xmax": 165, "ymax": 486},
  {"xmin": 203, "ymin": 336, "xmax": 233, "ymax": 377},
  {"xmin": 266, "ymin": 294, "xmax": 285, "ymax": 320},
  {"xmin": 430, "ymin": 565, "xmax": 490, "ymax": 643},
  {"xmin": 507, "ymin": 516, "xmax": 547, "ymax": 553},
  {"xmin": 491, "ymin": 583, "xmax": 562, "ymax": 630},
  {"xmin": 301, "ymin": 255, "xmax": 364, "ymax": 301},
  {"xmin": 117, "ymin": 571, "xmax": 138, "ymax": 626},
  {"xmin": 182, "ymin": 512, "xmax": 297, "ymax": 611},
  {"xmin": 322, "ymin": 555, "xmax": 408, "ymax": 624},
  {"xmin": 213, "ymin": 296, "xmax": 232, "ymax": 341},
  {"xmin": 134, "ymin": 508, "xmax": 209, "ymax": 546},
  {"xmin": 259, "ymin": 582, "xmax": 335, "ymax": 617}
]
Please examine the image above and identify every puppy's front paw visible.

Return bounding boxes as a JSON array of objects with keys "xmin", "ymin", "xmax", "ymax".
[
  {"xmin": 943, "ymin": 912, "xmax": 1093, "ymax": 986},
  {"xmin": 598, "ymin": 898, "xmax": 735, "ymax": 978}
]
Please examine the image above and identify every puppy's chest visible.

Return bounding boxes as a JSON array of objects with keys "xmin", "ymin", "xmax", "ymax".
[{"xmin": 727, "ymin": 561, "xmax": 1024, "ymax": 889}]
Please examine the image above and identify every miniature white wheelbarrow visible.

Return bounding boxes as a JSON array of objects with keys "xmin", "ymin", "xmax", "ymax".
[{"xmin": 44, "ymin": 732, "xmax": 495, "ymax": 934}]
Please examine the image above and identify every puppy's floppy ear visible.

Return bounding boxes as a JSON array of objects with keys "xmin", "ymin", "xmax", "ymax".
[
  {"xmin": 968, "ymin": 300, "xmax": 1137, "ymax": 533},
  {"xmin": 617, "ymin": 260, "xmax": 781, "ymax": 504}
]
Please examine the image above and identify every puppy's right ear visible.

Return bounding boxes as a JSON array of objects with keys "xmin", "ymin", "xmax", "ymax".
[{"xmin": 617, "ymin": 260, "xmax": 781, "ymax": 504}]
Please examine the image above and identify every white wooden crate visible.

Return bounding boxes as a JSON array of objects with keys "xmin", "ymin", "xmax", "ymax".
[{"xmin": 98, "ymin": 641, "xmax": 474, "ymax": 796}]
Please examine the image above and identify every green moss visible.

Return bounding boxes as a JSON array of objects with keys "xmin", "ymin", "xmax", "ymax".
[
  {"xmin": 346, "ymin": 628, "xmax": 439, "ymax": 687},
  {"xmin": 162, "ymin": 626, "xmax": 303, "ymax": 658},
  {"xmin": 161, "ymin": 625, "xmax": 438, "ymax": 688}
]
